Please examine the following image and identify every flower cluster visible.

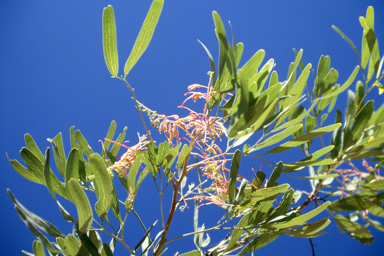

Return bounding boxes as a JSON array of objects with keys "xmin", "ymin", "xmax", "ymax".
[{"xmin": 107, "ymin": 134, "xmax": 148, "ymax": 178}]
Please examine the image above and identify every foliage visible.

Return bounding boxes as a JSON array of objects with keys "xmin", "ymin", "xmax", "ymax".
[{"xmin": 6, "ymin": 2, "xmax": 384, "ymax": 255}]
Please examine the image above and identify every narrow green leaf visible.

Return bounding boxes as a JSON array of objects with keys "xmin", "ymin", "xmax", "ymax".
[
  {"xmin": 104, "ymin": 120, "xmax": 117, "ymax": 152},
  {"xmin": 332, "ymin": 213, "xmax": 374, "ymax": 244},
  {"xmin": 240, "ymin": 49, "xmax": 265, "ymax": 79},
  {"xmin": 63, "ymin": 235, "xmax": 81, "ymax": 256},
  {"xmin": 285, "ymin": 173, "xmax": 339, "ymax": 180},
  {"xmin": 127, "ymin": 154, "xmax": 144, "ymax": 197},
  {"xmin": 7, "ymin": 155, "xmax": 41, "ymax": 183},
  {"xmin": 33, "ymin": 240, "xmax": 46, "ymax": 256},
  {"xmin": 344, "ymin": 100, "xmax": 374, "ymax": 149},
  {"xmin": 329, "ymin": 195, "xmax": 377, "ymax": 211},
  {"xmin": 264, "ymin": 123, "xmax": 341, "ymax": 155},
  {"xmin": 239, "ymin": 232, "xmax": 279, "ymax": 254},
  {"xmin": 124, "ymin": 0, "xmax": 164, "ymax": 77},
  {"xmin": 68, "ymin": 178, "xmax": 93, "ymax": 233},
  {"xmin": 250, "ymin": 123, "xmax": 303, "ymax": 152},
  {"xmin": 267, "ymin": 162, "xmax": 283, "ymax": 187},
  {"xmin": 65, "ymin": 149, "xmax": 80, "ymax": 193},
  {"xmin": 49, "ymin": 133, "xmax": 66, "ymax": 177},
  {"xmin": 25, "ymin": 134, "xmax": 44, "ymax": 163},
  {"xmin": 111, "ymin": 126, "xmax": 127, "ymax": 157},
  {"xmin": 89, "ymin": 153, "xmax": 113, "ymax": 220},
  {"xmin": 75, "ymin": 130, "xmax": 94, "ymax": 157},
  {"xmin": 103, "ymin": 5, "xmax": 118, "ymax": 77},
  {"xmin": 332, "ymin": 25, "xmax": 361, "ymax": 62},
  {"xmin": 8, "ymin": 189, "xmax": 65, "ymax": 238},
  {"xmin": 198, "ymin": 40, "xmax": 216, "ymax": 87},
  {"xmin": 284, "ymin": 218, "xmax": 330, "ymax": 238},
  {"xmin": 7, "ymin": 190, "xmax": 61, "ymax": 253},
  {"xmin": 270, "ymin": 202, "xmax": 330, "ymax": 229},
  {"xmin": 229, "ymin": 150, "xmax": 241, "ymax": 203},
  {"xmin": 321, "ymin": 65, "xmax": 359, "ymax": 100},
  {"xmin": 101, "ymin": 243, "xmax": 114, "ymax": 256},
  {"xmin": 225, "ymin": 213, "xmax": 250, "ymax": 252}
]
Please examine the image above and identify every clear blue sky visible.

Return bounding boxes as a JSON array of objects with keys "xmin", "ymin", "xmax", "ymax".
[{"xmin": 1, "ymin": 0, "xmax": 384, "ymax": 255}]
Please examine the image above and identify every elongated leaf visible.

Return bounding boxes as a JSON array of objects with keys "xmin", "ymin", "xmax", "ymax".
[
  {"xmin": 127, "ymin": 154, "xmax": 144, "ymax": 196},
  {"xmin": 33, "ymin": 240, "xmax": 46, "ymax": 256},
  {"xmin": 264, "ymin": 123, "xmax": 341, "ymax": 155},
  {"xmin": 133, "ymin": 220, "xmax": 158, "ymax": 254},
  {"xmin": 329, "ymin": 195, "xmax": 377, "ymax": 211},
  {"xmin": 7, "ymin": 155, "xmax": 41, "ymax": 183},
  {"xmin": 89, "ymin": 153, "xmax": 113, "ymax": 220},
  {"xmin": 284, "ymin": 218, "xmax": 330, "ymax": 238},
  {"xmin": 49, "ymin": 133, "xmax": 66, "ymax": 177},
  {"xmin": 103, "ymin": 5, "xmax": 118, "ymax": 77},
  {"xmin": 250, "ymin": 124, "xmax": 303, "ymax": 152},
  {"xmin": 332, "ymin": 213, "xmax": 374, "ymax": 244},
  {"xmin": 104, "ymin": 120, "xmax": 117, "ymax": 152},
  {"xmin": 225, "ymin": 213, "xmax": 251, "ymax": 252},
  {"xmin": 267, "ymin": 162, "xmax": 283, "ymax": 187},
  {"xmin": 229, "ymin": 150, "xmax": 241, "ymax": 203},
  {"xmin": 285, "ymin": 173, "xmax": 339, "ymax": 180},
  {"xmin": 8, "ymin": 189, "xmax": 65, "ymax": 238},
  {"xmin": 124, "ymin": 0, "xmax": 164, "ymax": 77},
  {"xmin": 332, "ymin": 25, "xmax": 361, "ymax": 62},
  {"xmin": 270, "ymin": 202, "xmax": 330, "ymax": 229},
  {"xmin": 7, "ymin": 190, "xmax": 61, "ymax": 253},
  {"xmin": 321, "ymin": 65, "xmax": 359, "ymax": 100},
  {"xmin": 25, "ymin": 134, "xmax": 44, "ymax": 163},
  {"xmin": 239, "ymin": 232, "xmax": 279, "ymax": 255},
  {"xmin": 65, "ymin": 148, "xmax": 80, "ymax": 196},
  {"xmin": 75, "ymin": 130, "xmax": 94, "ymax": 157},
  {"xmin": 68, "ymin": 179, "xmax": 93, "ymax": 233},
  {"xmin": 198, "ymin": 40, "xmax": 217, "ymax": 87},
  {"xmin": 43, "ymin": 148, "xmax": 56, "ymax": 200}
]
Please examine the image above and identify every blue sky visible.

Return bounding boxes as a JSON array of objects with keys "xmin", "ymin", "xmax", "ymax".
[{"xmin": 1, "ymin": 0, "xmax": 384, "ymax": 255}]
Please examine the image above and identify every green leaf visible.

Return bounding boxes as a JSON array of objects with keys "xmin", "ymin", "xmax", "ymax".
[
  {"xmin": 364, "ymin": 179, "xmax": 384, "ymax": 190},
  {"xmin": 89, "ymin": 153, "xmax": 113, "ymax": 220},
  {"xmin": 240, "ymin": 49, "xmax": 265, "ymax": 79},
  {"xmin": 198, "ymin": 40, "xmax": 216, "ymax": 87},
  {"xmin": 329, "ymin": 195, "xmax": 377, "ymax": 211},
  {"xmin": 43, "ymin": 148, "xmax": 56, "ymax": 200},
  {"xmin": 102, "ymin": 5, "xmax": 119, "ymax": 77},
  {"xmin": 278, "ymin": 63, "xmax": 311, "ymax": 121},
  {"xmin": 65, "ymin": 148, "xmax": 80, "ymax": 196},
  {"xmin": 267, "ymin": 162, "xmax": 283, "ymax": 187},
  {"xmin": 33, "ymin": 240, "xmax": 46, "ymax": 256},
  {"xmin": 75, "ymin": 130, "xmax": 94, "ymax": 157},
  {"xmin": 344, "ymin": 100, "xmax": 374, "ymax": 149},
  {"xmin": 332, "ymin": 213, "xmax": 374, "ymax": 244},
  {"xmin": 24, "ymin": 134, "xmax": 44, "ymax": 163},
  {"xmin": 49, "ymin": 133, "xmax": 66, "ymax": 177},
  {"xmin": 68, "ymin": 178, "xmax": 93, "ymax": 233},
  {"xmin": 101, "ymin": 243, "xmax": 114, "ymax": 256},
  {"xmin": 264, "ymin": 123, "xmax": 341, "ymax": 155},
  {"xmin": 110, "ymin": 126, "xmax": 127, "ymax": 157},
  {"xmin": 269, "ymin": 202, "xmax": 330, "ymax": 229},
  {"xmin": 8, "ymin": 189, "xmax": 65, "ymax": 238},
  {"xmin": 177, "ymin": 144, "xmax": 191, "ymax": 177},
  {"xmin": 104, "ymin": 120, "xmax": 117, "ymax": 153},
  {"xmin": 127, "ymin": 154, "xmax": 144, "ymax": 198},
  {"xmin": 124, "ymin": 0, "xmax": 164, "ymax": 77},
  {"xmin": 332, "ymin": 25, "xmax": 361, "ymax": 63},
  {"xmin": 285, "ymin": 173, "xmax": 339, "ymax": 180},
  {"xmin": 284, "ymin": 218, "xmax": 330, "ymax": 238},
  {"xmin": 225, "ymin": 213, "xmax": 251, "ymax": 252},
  {"xmin": 229, "ymin": 150, "xmax": 241, "ymax": 203},
  {"xmin": 239, "ymin": 232, "xmax": 279, "ymax": 254},
  {"xmin": 321, "ymin": 65, "xmax": 359, "ymax": 100},
  {"xmin": 63, "ymin": 234, "xmax": 81, "ymax": 256},
  {"xmin": 7, "ymin": 190, "xmax": 61, "ymax": 253},
  {"xmin": 7, "ymin": 154, "xmax": 41, "ymax": 184},
  {"xmin": 250, "ymin": 123, "xmax": 303, "ymax": 152}
]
